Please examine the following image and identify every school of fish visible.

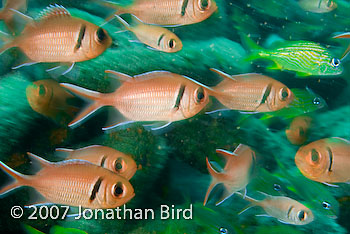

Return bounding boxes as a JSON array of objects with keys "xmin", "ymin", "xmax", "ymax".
[{"xmin": 0, "ymin": 0, "xmax": 349, "ymax": 230}]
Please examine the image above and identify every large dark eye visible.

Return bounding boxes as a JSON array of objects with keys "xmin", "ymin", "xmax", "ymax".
[
  {"xmin": 113, "ymin": 182, "xmax": 124, "ymax": 198},
  {"xmin": 219, "ymin": 227, "xmax": 228, "ymax": 234},
  {"xmin": 168, "ymin": 39, "xmax": 176, "ymax": 49},
  {"xmin": 297, "ymin": 210, "xmax": 306, "ymax": 221},
  {"xmin": 322, "ymin": 201, "xmax": 331, "ymax": 210},
  {"xmin": 198, "ymin": 0, "xmax": 210, "ymax": 10},
  {"xmin": 313, "ymin": 97, "xmax": 321, "ymax": 105},
  {"xmin": 273, "ymin": 184, "xmax": 281, "ymax": 191},
  {"xmin": 299, "ymin": 127, "xmax": 305, "ymax": 136},
  {"xmin": 39, "ymin": 84, "xmax": 46, "ymax": 96},
  {"xmin": 114, "ymin": 158, "xmax": 124, "ymax": 172},
  {"xmin": 195, "ymin": 87, "xmax": 205, "ymax": 103},
  {"xmin": 330, "ymin": 58, "xmax": 340, "ymax": 68},
  {"xmin": 279, "ymin": 87, "xmax": 290, "ymax": 101},
  {"xmin": 96, "ymin": 28, "xmax": 106, "ymax": 43},
  {"xmin": 311, "ymin": 149, "xmax": 319, "ymax": 163}
]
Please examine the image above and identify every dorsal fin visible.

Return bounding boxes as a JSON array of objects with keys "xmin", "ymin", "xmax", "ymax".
[
  {"xmin": 27, "ymin": 152, "xmax": 53, "ymax": 168},
  {"xmin": 210, "ymin": 68, "xmax": 237, "ymax": 81},
  {"xmin": 37, "ymin": 4, "xmax": 71, "ymax": 21}
]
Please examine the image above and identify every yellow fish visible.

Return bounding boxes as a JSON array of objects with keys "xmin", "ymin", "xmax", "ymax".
[
  {"xmin": 238, "ymin": 192, "xmax": 314, "ymax": 225},
  {"xmin": 204, "ymin": 144, "xmax": 255, "ymax": 206},
  {"xmin": 0, "ymin": 5, "xmax": 112, "ymax": 73},
  {"xmin": 56, "ymin": 145, "xmax": 137, "ymax": 180},
  {"xmin": 102, "ymin": 0, "xmax": 217, "ymax": 26},
  {"xmin": 295, "ymin": 137, "xmax": 350, "ymax": 184},
  {"xmin": 0, "ymin": 0, "xmax": 27, "ymax": 35},
  {"xmin": 115, "ymin": 15, "xmax": 182, "ymax": 53},
  {"xmin": 26, "ymin": 79, "xmax": 78, "ymax": 123},
  {"xmin": 0, "ymin": 153, "xmax": 135, "ymax": 209},
  {"xmin": 60, "ymin": 70, "xmax": 212, "ymax": 130}
]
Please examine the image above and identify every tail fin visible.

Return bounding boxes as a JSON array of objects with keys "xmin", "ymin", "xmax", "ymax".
[
  {"xmin": 0, "ymin": 31, "xmax": 14, "ymax": 54},
  {"xmin": 59, "ymin": 83, "xmax": 105, "ymax": 128},
  {"xmin": 100, "ymin": 0, "xmax": 127, "ymax": 21},
  {"xmin": 55, "ymin": 148, "xmax": 74, "ymax": 160},
  {"xmin": 203, "ymin": 157, "xmax": 221, "ymax": 205},
  {"xmin": 236, "ymin": 192, "xmax": 259, "ymax": 215},
  {"xmin": 0, "ymin": 161, "xmax": 29, "ymax": 196},
  {"xmin": 240, "ymin": 33, "xmax": 265, "ymax": 62}
]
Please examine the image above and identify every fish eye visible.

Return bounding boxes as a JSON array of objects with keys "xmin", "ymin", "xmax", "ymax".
[
  {"xmin": 198, "ymin": 0, "xmax": 210, "ymax": 11},
  {"xmin": 299, "ymin": 127, "xmax": 305, "ymax": 136},
  {"xmin": 311, "ymin": 149, "xmax": 320, "ymax": 163},
  {"xmin": 297, "ymin": 210, "xmax": 306, "ymax": 221},
  {"xmin": 113, "ymin": 182, "xmax": 125, "ymax": 198},
  {"xmin": 322, "ymin": 201, "xmax": 331, "ymax": 210},
  {"xmin": 195, "ymin": 87, "xmax": 205, "ymax": 104},
  {"xmin": 313, "ymin": 97, "xmax": 321, "ymax": 105},
  {"xmin": 39, "ymin": 84, "xmax": 46, "ymax": 96},
  {"xmin": 168, "ymin": 39, "xmax": 176, "ymax": 49},
  {"xmin": 279, "ymin": 87, "xmax": 290, "ymax": 101},
  {"xmin": 273, "ymin": 184, "xmax": 281, "ymax": 191},
  {"xmin": 330, "ymin": 58, "xmax": 340, "ymax": 68},
  {"xmin": 219, "ymin": 227, "xmax": 228, "ymax": 234},
  {"xmin": 114, "ymin": 158, "xmax": 125, "ymax": 172},
  {"xmin": 96, "ymin": 28, "xmax": 107, "ymax": 43}
]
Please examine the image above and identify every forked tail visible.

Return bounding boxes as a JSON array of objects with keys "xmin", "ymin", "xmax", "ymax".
[
  {"xmin": 60, "ymin": 83, "xmax": 106, "ymax": 128},
  {"xmin": 0, "ymin": 161, "xmax": 29, "ymax": 196}
]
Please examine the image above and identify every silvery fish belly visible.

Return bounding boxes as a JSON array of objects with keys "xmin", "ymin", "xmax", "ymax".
[{"xmin": 113, "ymin": 73, "xmax": 210, "ymax": 122}]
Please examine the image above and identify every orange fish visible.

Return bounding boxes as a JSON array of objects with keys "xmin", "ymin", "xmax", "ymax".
[
  {"xmin": 26, "ymin": 79, "xmax": 79, "ymax": 123},
  {"xmin": 295, "ymin": 137, "xmax": 350, "ymax": 184},
  {"xmin": 333, "ymin": 33, "xmax": 350, "ymax": 59},
  {"xmin": 60, "ymin": 70, "xmax": 212, "ymax": 130},
  {"xmin": 0, "ymin": 153, "xmax": 135, "ymax": 208},
  {"xmin": 209, "ymin": 69, "xmax": 294, "ymax": 112},
  {"xmin": 285, "ymin": 116, "xmax": 313, "ymax": 145},
  {"xmin": 56, "ymin": 145, "xmax": 137, "ymax": 180},
  {"xmin": 204, "ymin": 144, "xmax": 255, "ymax": 206},
  {"xmin": 0, "ymin": 5, "xmax": 112, "ymax": 72},
  {"xmin": 115, "ymin": 15, "xmax": 182, "ymax": 53},
  {"xmin": 238, "ymin": 192, "xmax": 314, "ymax": 225},
  {"xmin": 102, "ymin": 0, "xmax": 217, "ymax": 26},
  {"xmin": 0, "ymin": 0, "xmax": 27, "ymax": 35}
]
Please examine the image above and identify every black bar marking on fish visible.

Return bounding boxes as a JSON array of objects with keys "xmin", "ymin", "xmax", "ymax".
[
  {"xmin": 75, "ymin": 24, "xmax": 86, "ymax": 52},
  {"xmin": 89, "ymin": 177, "xmax": 103, "ymax": 202},
  {"xmin": 318, "ymin": 0, "xmax": 322, "ymax": 9},
  {"xmin": 327, "ymin": 147, "xmax": 333, "ymax": 172},
  {"xmin": 287, "ymin": 205, "xmax": 294, "ymax": 218},
  {"xmin": 157, "ymin": 33, "xmax": 166, "ymax": 46},
  {"xmin": 181, "ymin": 0, "xmax": 189, "ymax": 16},
  {"xmin": 174, "ymin": 84, "xmax": 186, "ymax": 109},
  {"xmin": 260, "ymin": 83, "xmax": 272, "ymax": 105},
  {"xmin": 100, "ymin": 155, "xmax": 107, "ymax": 167}
]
